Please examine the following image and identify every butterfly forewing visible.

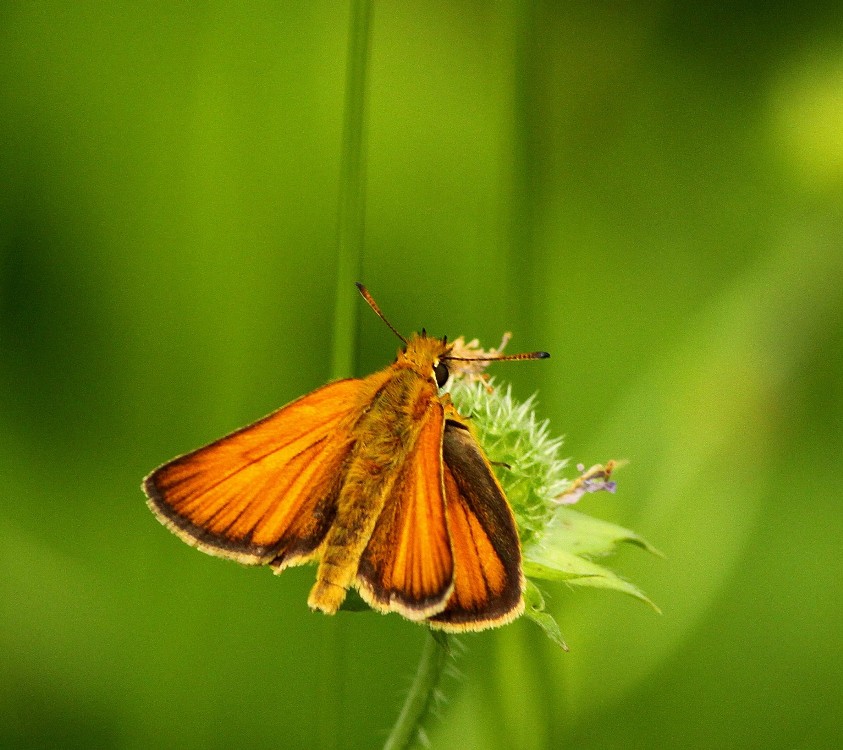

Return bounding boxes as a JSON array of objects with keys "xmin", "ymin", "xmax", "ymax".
[
  {"xmin": 427, "ymin": 422, "xmax": 525, "ymax": 631},
  {"xmin": 356, "ymin": 401, "xmax": 455, "ymax": 619},
  {"xmin": 144, "ymin": 378, "xmax": 366, "ymax": 566}
]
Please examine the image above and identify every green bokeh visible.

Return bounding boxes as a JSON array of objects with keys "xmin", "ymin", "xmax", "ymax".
[{"xmin": 2, "ymin": 3, "xmax": 842, "ymax": 749}]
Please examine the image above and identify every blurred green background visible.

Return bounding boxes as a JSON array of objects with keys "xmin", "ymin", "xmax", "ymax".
[{"xmin": 2, "ymin": 2, "xmax": 842, "ymax": 748}]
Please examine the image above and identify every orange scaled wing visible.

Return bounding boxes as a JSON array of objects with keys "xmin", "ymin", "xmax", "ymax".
[
  {"xmin": 427, "ymin": 422, "xmax": 525, "ymax": 631},
  {"xmin": 143, "ymin": 379, "xmax": 366, "ymax": 569},
  {"xmin": 356, "ymin": 402, "xmax": 455, "ymax": 620}
]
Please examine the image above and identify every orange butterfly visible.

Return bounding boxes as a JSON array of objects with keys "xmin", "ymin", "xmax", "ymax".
[{"xmin": 143, "ymin": 284, "xmax": 548, "ymax": 632}]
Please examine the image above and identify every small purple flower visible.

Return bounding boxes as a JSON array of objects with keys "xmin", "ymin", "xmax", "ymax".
[{"xmin": 554, "ymin": 461, "xmax": 621, "ymax": 504}]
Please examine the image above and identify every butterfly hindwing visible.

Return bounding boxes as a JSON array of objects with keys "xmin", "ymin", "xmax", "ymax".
[
  {"xmin": 143, "ymin": 378, "xmax": 367, "ymax": 568},
  {"xmin": 356, "ymin": 401, "xmax": 455, "ymax": 619},
  {"xmin": 427, "ymin": 421, "xmax": 524, "ymax": 631}
]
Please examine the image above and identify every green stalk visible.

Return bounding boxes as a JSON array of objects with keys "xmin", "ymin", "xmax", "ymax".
[
  {"xmin": 383, "ymin": 631, "xmax": 450, "ymax": 750},
  {"xmin": 330, "ymin": 0, "xmax": 373, "ymax": 382},
  {"xmin": 319, "ymin": 3, "xmax": 373, "ymax": 750}
]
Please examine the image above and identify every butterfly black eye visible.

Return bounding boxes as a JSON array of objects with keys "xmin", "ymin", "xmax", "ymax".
[{"xmin": 433, "ymin": 360, "xmax": 449, "ymax": 388}]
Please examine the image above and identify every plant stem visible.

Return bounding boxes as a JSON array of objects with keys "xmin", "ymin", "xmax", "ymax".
[
  {"xmin": 383, "ymin": 631, "xmax": 449, "ymax": 750},
  {"xmin": 330, "ymin": 0, "xmax": 373, "ymax": 382},
  {"xmin": 319, "ymin": 3, "xmax": 373, "ymax": 749}
]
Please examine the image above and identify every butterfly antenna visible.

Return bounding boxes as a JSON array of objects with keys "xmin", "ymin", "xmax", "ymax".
[
  {"xmin": 444, "ymin": 351, "xmax": 550, "ymax": 362},
  {"xmin": 356, "ymin": 283, "xmax": 407, "ymax": 344}
]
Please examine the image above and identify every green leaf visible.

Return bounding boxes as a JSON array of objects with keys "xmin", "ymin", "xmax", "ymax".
[
  {"xmin": 540, "ymin": 507, "xmax": 663, "ymax": 559},
  {"xmin": 523, "ymin": 580, "xmax": 568, "ymax": 651},
  {"xmin": 523, "ymin": 552, "xmax": 661, "ymax": 612}
]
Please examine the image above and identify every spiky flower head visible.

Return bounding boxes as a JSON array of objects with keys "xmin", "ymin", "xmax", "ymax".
[{"xmin": 446, "ymin": 336, "xmax": 660, "ymax": 648}]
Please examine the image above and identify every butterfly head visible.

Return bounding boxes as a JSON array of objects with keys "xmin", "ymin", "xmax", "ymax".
[
  {"xmin": 400, "ymin": 333, "xmax": 453, "ymax": 389},
  {"xmin": 355, "ymin": 283, "xmax": 550, "ymax": 391}
]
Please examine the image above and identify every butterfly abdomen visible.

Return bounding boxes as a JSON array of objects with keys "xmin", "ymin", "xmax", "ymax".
[{"xmin": 308, "ymin": 366, "xmax": 442, "ymax": 614}]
